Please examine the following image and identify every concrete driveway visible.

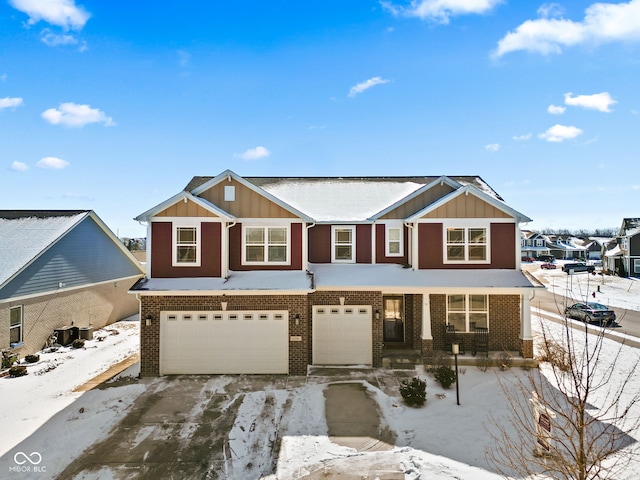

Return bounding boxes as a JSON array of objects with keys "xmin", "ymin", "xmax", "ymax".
[{"xmin": 56, "ymin": 367, "xmax": 413, "ymax": 479}]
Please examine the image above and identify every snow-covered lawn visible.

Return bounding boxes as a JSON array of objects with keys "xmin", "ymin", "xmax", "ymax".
[{"xmin": 1, "ymin": 268, "xmax": 640, "ymax": 479}]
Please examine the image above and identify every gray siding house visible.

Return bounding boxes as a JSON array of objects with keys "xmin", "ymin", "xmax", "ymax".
[{"xmin": 1, "ymin": 211, "xmax": 144, "ymax": 357}]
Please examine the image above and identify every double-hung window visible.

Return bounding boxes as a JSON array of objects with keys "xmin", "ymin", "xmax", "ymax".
[
  {"xmin": 445, "ymin": 226, "xmax": 488, "ymax": 263},
  {"xmin": 173, "ymin": 224, "xmax": 200, "ymax": 266},
  {"xmin": 447, "ymin": 294, "xmax": 488, "ymax": 332},
  {"xmin": 244, "ymin": 226, "xmax": 288, "ymax": 264},
  {"xmin": 332, "ymin": 226, "xmax": 355, "ymax": 263},
  {"xmin": 386, "ymin": 225, "xmax": 403, "ymax": 257},
  {"xmin": 10, "ymin": 306, "xmax": 23, "ymax": 346}
]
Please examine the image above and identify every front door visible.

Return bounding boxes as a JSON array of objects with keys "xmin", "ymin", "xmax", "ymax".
[{"xmin": 383, "ymin": 295, "xmax": 404, "ymax": 343}]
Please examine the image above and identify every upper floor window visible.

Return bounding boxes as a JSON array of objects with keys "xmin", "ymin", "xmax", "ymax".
[
  {"xmin": 535, "ymin": 239, "xmax": 543, "ymax": 247},
  {"xmin": 173, "ymin": 224, "xmax": 200, "ymax": 266},
  {"xmin": 243, "ymin": 226, "xmax": 289, "ymax": 264},
  {"xmin": 332, "ymin": 226, "xmax": 355, "ymax": 263},
  {"xmin": 386, "ymin": 225, "xmax": 403, "ymax": 257},
  {"xmin": 10, "ymin": 306, "xmax": 23, "ymax": 346},
  {"xmin": 445, "ymin": 226, "xmax": 488, "ymax": 263},
  {"xmin": 447, "ymin": 294, "xmax": 488, "ymax": 332}
]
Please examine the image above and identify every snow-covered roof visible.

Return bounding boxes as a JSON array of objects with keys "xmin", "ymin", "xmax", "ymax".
[
  {"xmin": 309, "ymin": 264, "xmax": 540, "ymax": 291},
  {"xmin": 183, "ymin": 173, "xmax": 505, "ymax": 223},
  {"xmin": 605, "ymin": 245, "xmax": 624, "ymax": 257},
  {"xmin": 131, "ymin": 270, "xmax": 313, "ymax": 294},
  {"xmin": 0, "ymin": 211, "xmax": 88, "ymax": 288},
  {"xmin": 621, "ymin": 218, "xmax": 640, "ymax": 237}
]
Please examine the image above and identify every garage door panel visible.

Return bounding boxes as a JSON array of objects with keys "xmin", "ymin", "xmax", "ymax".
[
  {"xmin": 312, "ymin": 306, "xmax": 372, "ymax": 365},
  {"xmin": 160, "ymin": 311, "xmax": 288, "ymax": 374}
]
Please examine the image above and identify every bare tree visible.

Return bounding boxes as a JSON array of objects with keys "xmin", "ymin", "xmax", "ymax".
[{"xmin": 487, "ymin": 312, "xmax": 640, "ymax": 479}]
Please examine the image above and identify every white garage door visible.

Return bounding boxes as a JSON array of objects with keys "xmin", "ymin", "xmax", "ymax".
[
  {"xmin": 312, "ymin": 305, "xmax": 372, "ymax": 365},
  {"xmin": 160, "ymin": 310, "xmax": 288, "ymax": 374}
]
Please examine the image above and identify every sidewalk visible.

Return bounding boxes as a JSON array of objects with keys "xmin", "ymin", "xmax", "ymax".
[{"xmin": 73, "ymin": 353, "xmax": 139, "ymax": 392}]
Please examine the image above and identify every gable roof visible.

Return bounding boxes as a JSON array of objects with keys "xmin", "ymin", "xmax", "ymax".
[
  {"xmin": 620, "ymin": 218, "xmax": 640, "ymax": 237},
  {"xmin": 134, "ymin": 191, "xmax": 235, "ymax": 222},
  {"xmin": 0, "ymin": 210, "xmax": 143, "ymax": 291},
  {"xmin": 184, "ymin": 172, "xmax": 505, "ymax": 223},
  {"xmin": 405, "ymin": 184, "xmax": 532, "ymax": 223}
]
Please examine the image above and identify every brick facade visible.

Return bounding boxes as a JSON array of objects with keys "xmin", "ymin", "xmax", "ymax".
[
  {"xmin": 1, "ymin": 279, "xmax": 140, "ymax": 357},
  {"xmin": 138, "ymin": 290, "xmax": 530, "ymax": 376}
]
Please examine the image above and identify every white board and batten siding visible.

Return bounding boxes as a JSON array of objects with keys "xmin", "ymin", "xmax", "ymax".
[
  {"xmin": 160, "ymin": 310, "xmax": 289, "ymax": 375},
  {"xmin": 312, "ymin": 305, "xmax": 372, "ymax": 365}
]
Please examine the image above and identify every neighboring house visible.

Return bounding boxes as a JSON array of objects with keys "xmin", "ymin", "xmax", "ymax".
[
  {"xmin": 1, "ymin": 211, "xmax": 145, "ymax": 357},
  {"xmin": 606, "ymin": 218, "xmax": 640, "ymax": 278},
  {"xmin": 131, "ymin": 170, "xmax": 541, "ymax": 376},
  {"xmin": 547, "ymin": 235, "xmax": 587, "ymax": 261},
  {"xmin": 520, "ymin": 231, "xmax": 551, "ymax": 259}
]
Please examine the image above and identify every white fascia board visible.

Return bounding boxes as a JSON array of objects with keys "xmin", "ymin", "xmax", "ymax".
[
  {"xmin": 368, "ymin": 175, "xmax": 461, "ymax": 220},
  {"xmin": 190, "ymin": 169, "xmax": 314, "ymax": 223},
  {"xmin": 1, "ymin": 274, "xmax": 143, "ymax": 304},
  {"xmin": 313, "ymin": 285, "xmax": 539, "ymax": 295},
  {"xmin": 134, "ymin": 191, "xmax": 234, "ymax": 222},
  {"xmin": 406, "ymin": 184, "xmax": 532, "ymax": 223},
  {"xmin": 132, "ymin": 289, "xmax": 313, "ymax": 296}
]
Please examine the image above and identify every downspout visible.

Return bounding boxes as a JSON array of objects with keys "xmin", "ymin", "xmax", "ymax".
[
  {"xmin": 138, "ymin": 220, "xmax": 151, "ymax": 278},
  {"xmin": 304, "ymin": 222, "xmax": 316, "ymax": 271},
  {"xmin": 224, "ymin": 221, "xmax": 237, "ymax": 279}
]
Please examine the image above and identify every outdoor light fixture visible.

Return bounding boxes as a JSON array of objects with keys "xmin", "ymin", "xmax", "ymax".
[
  {"xmin": 375, "ymin": 310, "xmax": 380, "ymax": 320},
  {"xmin": 294, "ymin": 314, "xmax": 300, "ymax": 326},
  {"xmin": 452, "ymin": 342, "xmax": 460, "ymax": 406},
  {"xmin": 145, "ymin": 315, "xmax": 153, "ymax": 326}
]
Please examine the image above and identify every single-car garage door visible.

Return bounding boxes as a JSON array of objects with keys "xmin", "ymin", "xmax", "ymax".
[
  {"xmin": 160, "ymin": 310, "xmax": 288, "ymax": 374},
  {"xmin": 312, "ymin": 305, "xmax": 372, "ymax": 365}
]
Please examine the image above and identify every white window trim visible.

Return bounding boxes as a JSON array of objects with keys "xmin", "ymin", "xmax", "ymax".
[
  {"xmin": 332, "ymin": 225, "xmax": 356, "ymax": 263},
  {"xmin": 10, "ymin": 305, "xmax": 23, "ymax": 347},
  {"xmin": 385, "ymin": 223, "xmax": 404, "ymax": 257},
  {"xmin": 446, "ymin": 294, "xmax": 489, "ymax": 333},
  {"xmin": 634, "ymin": 259, "xmax": 640, "ymax": 274},
  {"xmin": 242, "ymin": 225, "xmax": 291, "ymax": 266},
  {"xmin": 172, "ymin": 220, "xmax": 201, "ymax": 267},
  {"xmin": 442, "ymin": 220, "xmax": 491, "ymax": 264}
]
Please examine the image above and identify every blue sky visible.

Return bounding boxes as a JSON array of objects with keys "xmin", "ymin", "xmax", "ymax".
[{"xmin": 1, "ymin": 0, "xmax": 639, "ymax": 238}]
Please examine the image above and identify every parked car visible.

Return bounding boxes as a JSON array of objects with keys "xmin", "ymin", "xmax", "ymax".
[
  {"xmin": 537, "ymin": 255, "xmax": 555, "ymax": 263},
  {"xmin": 565, "ymin": 302, "xmax": 617, "ymax": 326},
  {"xmin": 562, "ymin": 262, "xmax": 595, "ymax": 274},
  {"xmin": 541, "ymin": 263, "xmax": 556, "ymax": 270}
]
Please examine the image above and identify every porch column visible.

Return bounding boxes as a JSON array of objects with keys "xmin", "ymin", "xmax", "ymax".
[
  {"xmin": 421, "ymin": 293, "xmax": 432, "ymax": 339},
  {"xmin": 520, "ymin": 293, "xmax": 533, "ymax": 341}
]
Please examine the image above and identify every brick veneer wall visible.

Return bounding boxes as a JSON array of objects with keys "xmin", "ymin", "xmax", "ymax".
[
  {"xmin": 1, "ymin": 279, "xmax": 140, "ymax": 357},
  {"xmin": 139, "ymin": 294, "xmax": 308, "ymax": 376}
]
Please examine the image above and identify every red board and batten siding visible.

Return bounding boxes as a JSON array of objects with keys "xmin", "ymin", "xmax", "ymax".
[
  {"xmin": 228, "ymin": 223, "xmax": 303, "ymax": 271},
  {"xmin": 306, "ymin": 224, "xmax": 373, "ymax": 264},
  {"xmin": 418, "ymin": 223, "xmax": 516, "ymax": 269},
  {"xmin": 151, "ymin": 222, "xmax": 222, "ymax": 278}
]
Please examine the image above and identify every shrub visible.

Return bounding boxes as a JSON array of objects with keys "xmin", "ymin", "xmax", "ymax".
[
  {"xmin": 400, "ymin": 377, "xmax": 427, "ymax": 407},
  {"xmin": 25, "ymin": 354, "xmax": 40, "ymax": 363},
  {"xmin": 434, "ymin": 365, "xmax": 456, "ymax": 389},
  {"xmin": 72, "ymin": 338, "xmax": 85, "ymax": 349},
  {"xmin": 424, "ymin": 350, "xmax": 448, "ymax": 374},
  {"xmin": 9, "ymin": 365, "xmax": 27, "ymax": 377}
]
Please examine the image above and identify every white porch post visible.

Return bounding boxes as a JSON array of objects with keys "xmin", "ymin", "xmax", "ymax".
[
  {"xmin": 421, "ymin": 293, "xmax": 432, "ymax": 340},
  {"xmin": 521, "ymin": 293, "xmax": 533, "ymax": 341}
]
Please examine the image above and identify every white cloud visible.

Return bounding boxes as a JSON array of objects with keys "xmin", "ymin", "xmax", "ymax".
[
  {"xmin": 0, "ymin": 73, "xmax": 7, "ymax": 82},
  {"xmin": 41, "ymin": 102, "xmax": 115, "ymax": 127},
  {"xmin": 382, "ymin": 0, "xmax": 503, "ymax": 24},
  {"xmin": 485, "ymin": 143, "xmax": 500, "ymax": 152},
  {"xmin": 564, "ymin": 92, "xmax": 616, "ymax": 112},
  {"xmin": 0, "ymin": 97, "xmax": 24, "ymax": 109},
  {"xmin": 493, "ymin": 0, "xmax": 640, "ymax": 57},
  {"xmin": 37, "ymin": 156, "xmax": 69, "ymax": 169},
  {"xmin": 547, "ymin": 104, "xmax": 566, "ymax": 114},
  {"xmin": 513, "ymin": 133, "xmax": 532, "ymax": 141},
  {"xmin": 41, "ymin": 29, "xmax": 77, "ymax": 46},
  {"xmin": 10, "ymin": 161, "xmax": 28, "ymax": 171},
  {"xmin": 235, "ymin": 146, "xmax": 270, "ymax": 161},
  {"xmin": 348, "ymin": 77, "xmax": 390, "ymax": 97},
  {"xmin": 539, "ymin": 124, "xmax": 583, "ymax": 142},
  {"xmin": 537, "ymin": 3, "xmax": 564, "ymax": 18},
  {"xmin": 9, "ymin": 0, "xmax": 90, "ymax": 30}
]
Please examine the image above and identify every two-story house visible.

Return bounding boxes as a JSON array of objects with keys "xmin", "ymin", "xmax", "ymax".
[
  {"xmin": 131, "ymin": 170, "xmax": 540, "ymax": 376},
  {"xmin": 605, "ymin": 218, "xmax": 640, "ymax": 277}
]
